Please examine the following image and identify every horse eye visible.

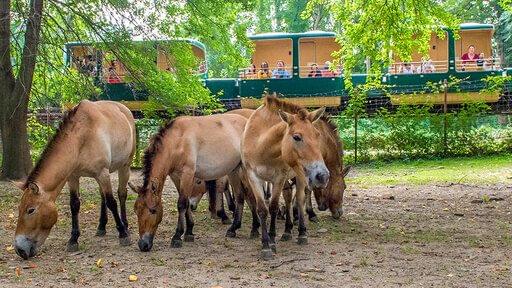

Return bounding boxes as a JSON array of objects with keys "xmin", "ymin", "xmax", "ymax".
[
  {"xmin": 292, "ymin": 134, "xmax": 302, "ymax": 142},
  {"xmin": 27, "ymin": 208, "xmax": 36, "ymax": 215}
]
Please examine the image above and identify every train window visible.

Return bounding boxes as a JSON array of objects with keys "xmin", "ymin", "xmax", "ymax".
[
  {"xmin": 240, "ymin": 38, "xmax": 293, "ymax": 79},
  {"xmin": 69, "ymin": 45, "xmax": 98, "ymax": 77},
  {"xmin": 157, "ymin": 44, "xmax": 207, "ymax": 74},
  {"xmin": 298, "ymin": 37, "xmax": 341, "ymax": 78},
  {"xmin": 102, "ymin": 53, "xmax": 128, "ymax": 84},
  {"xmin": 389, "ymin": 32, "xmax": 449, "ymax": 74},
  {"xmin": 455, "ymin": 29, "xmax": 500, "ymax": 72}
]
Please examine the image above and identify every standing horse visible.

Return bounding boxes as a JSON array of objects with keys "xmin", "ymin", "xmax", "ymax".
[
  {"xmin": 14, "ymin": 100, "xmax": 135, "ymax": 259},
  {"xmin": 241, "ymin": 94, "xmax": 329, "ymax": 260},
  {"xmin": 133, "ymin": 114, "xmax": 247, "ymax": 252}
]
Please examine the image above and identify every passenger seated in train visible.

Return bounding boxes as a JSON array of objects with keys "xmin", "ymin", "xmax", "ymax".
[
  {"xmin": 400, "ymin": 62, "xmax": 415, "ymax": 74},
  {"xmin": 80, "ymin": 55, "xmax": 96, "ymax": 76},
  {"xmin": 271, "ymin": 60, "xmax": 291, "ymax": 79},
  {"xmin": 321, "ymin": 61, "xmax": 336, "ymax": 77},
  {"xmin": 106, "ymin": 60, "xmax": 122, "ymax": 84},
  {"xmin": 461, "ymin": 45, "xmax": 480, "ymax": 71},
  {"xmin": 258, "ymin": 61, "xmax": 272, "ymax": 79},
  {"xmin": 307, "ymin": 63, "xmax": 322, "ymax": 78},
  {"xmin": 243, "ymin": 63, "xmax": 257, "ymax": 79},
  {"xmin": 417, "ymin": 59, "xmax": 435, "ymax": 73}
]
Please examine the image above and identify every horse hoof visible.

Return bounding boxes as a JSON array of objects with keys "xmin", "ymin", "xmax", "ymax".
[
  {"xmin": 184, "ymin": 235, "xmax": 195, "ymax": 242},
  {"xmin": 250, "ymin": 230, "xmax": 260, "ymax": 239},
  {"xmin": 66, "ymin": 242, "xmax": 79, "ymax": 252},
  {"xmin": 281, "ymin": 233, "xmax": 292, "ymax": 241},
  {"xmin": 225, "ymin": 230, "xmax": 237, "ymax": 238},
  {"xmin": 261, "ymin": 249, "xmax": 274, "ymax": 261},
  {"xmin": 309, "ymin": 216, "xmax": 318, "ymax": 223},
  {"xmin": 119, "ymin": 236, "xmax": 131, "ymax": 246},
  {"xmin": 222, "ymin": 218, "xmax": 232, "ymax": 225},
  {"xmin": 95, "ymin": 229, "xmax": 106, "ymax": 237},
  {"xmin": 269, "ymin": 243, "xmax": 277, "ymax": 253},
  {"xmin": 171, "ymin": 239, "xmax": 182, "ymax": 248},
  {"xmin": 297, "ymin": 236, "xmax": 308, "ymax": 245}
]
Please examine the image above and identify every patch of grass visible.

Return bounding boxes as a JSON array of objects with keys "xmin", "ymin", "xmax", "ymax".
[
  {"xmin": 383, "ymin": 226, "xmax": 449, "ymax": 244},
  {"xmin": 348, "ymin": 154, "xmax": 512, "ymax": 186},
  {"xmin": 150, "ymin": 257, "xmax": 166, "ymax": 266},
  {"xmin": 400, "ymin": 244, "xmax": 421, "ymax": 255}
]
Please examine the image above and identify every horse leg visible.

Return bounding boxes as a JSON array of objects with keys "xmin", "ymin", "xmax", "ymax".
[
  {"xmin": 184, "ymin": 206, "xmax": 195, "ymax": 242},
  {"xmin": 95, "ymin": 192, "xmax": 108, "ymax": 236},
  {"xmin": 96, "ymin": 170, "xmax": 130, "ymax": 246},
  {"xmin": 206, "ymin": 180, "xmax": 217, "ymax": 219},
  {"xmin": 117, "ymin": 165, "xmax": 130, "ymax": 228},
  {"xmin": 246, "ymin": 169, "xmax": 272, "ymax": 260},
  {"xmin": 295, "ymin": 178, "xmax": 308, "ymax": 245},
  {"xmin": 246, "ymin": 185, "xmax": 260, "ymax": 239},
  {"xmin": 306, "ymin": 187, "xmax": 318, "ymax": 223},
  {"xmin": 215, "ymin": 179, "xmax": 231, "ymax": 224},
  {"xmin": 171, "ymin": 170, "xmax": 193, "ymax": 248},
  {"xmin": 268, "ymin": 178, "xmax": 285, "ymax": 253},
  {"xmin": 224, "ymin": 180, "xmax": 236, "ymax": 214},
  {"xmin": 67, "ymin": 177, "xmax": 81, "ymax": 252},
  {"xmin": 226, "ymin": 172, "xmax": 244, "ymax": 237},
  {"xmin": 281, "ymin": 181, "xmax": 293, "ymax": 241}
]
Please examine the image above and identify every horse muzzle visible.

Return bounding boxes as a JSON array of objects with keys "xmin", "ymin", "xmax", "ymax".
[
  {"xmin": 305, "ymin": 162, "xmax": 330, "ymax": 189},
  {"xmin": 14, "ymin": 235, "xmax": 37, "ymax": 260},
  {"xmin": 138, "ymin": 234, "xmax": 154, "ymax": 252}
]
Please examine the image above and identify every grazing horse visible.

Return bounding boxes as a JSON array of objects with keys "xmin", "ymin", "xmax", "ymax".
[
  {"xmin": 14, "ymin": 100, "xmax": 135, "ymax": 259},
  {"xmin": 241, "ymin": 94, "xmax": 329, "ymax": 260},
  {"xmin": 134, "ymin": 114, "xmax": 247, "ymax": 252}
]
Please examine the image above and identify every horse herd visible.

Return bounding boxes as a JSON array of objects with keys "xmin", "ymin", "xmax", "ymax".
[{"xmin": 13, "ymin": 94, "xmax": 349, "ymax": 261}]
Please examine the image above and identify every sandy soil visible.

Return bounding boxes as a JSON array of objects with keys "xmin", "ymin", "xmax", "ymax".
[{"xmin": 0, "ymin": 170, "xmax": 511, "ymax": 287}]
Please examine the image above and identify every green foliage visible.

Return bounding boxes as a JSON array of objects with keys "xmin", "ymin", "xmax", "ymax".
[
  {"xmin": 304, "ymin": 0, "xmax": 459, "ymax": 80},
  {"xmin": 27, "ymin": 116, "xmax": 56, "ymax": 161}
]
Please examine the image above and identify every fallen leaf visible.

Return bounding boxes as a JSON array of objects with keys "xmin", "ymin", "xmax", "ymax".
[
  {"xmin": 8, "ymin": 213, "xmax": 15, "ymax": 219},
  {"xmin": 5, "ymin": 245, "xmax": 15, "ymax": 253},
  {"xmin": 15, "ymin": 267, "xmax": 21, "ymax": 277},
  {"xmin": 300, "ymin": 273, "xmax": 309, "ymax": 278},
  {"xmin": 128, "ymin": 274, "xmax": 138, "ymax": 282},
  {"xmin": 96, "ymin": 258, "xmax": 104, "ymax": 268},
  {"xmin": 24, "ymin": 262, "xmax": 37, "ymax": 269},
  {"xmin": 211, "ymin": 286, "xmax": 224, "ymax": 288}
]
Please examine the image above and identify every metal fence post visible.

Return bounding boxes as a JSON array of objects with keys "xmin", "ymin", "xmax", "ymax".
[
  {"xmin": 354, "ymin": 113, "xmax": 358, "ymax": 164},
  {"xmin": 443, "ymin": 79, "xmax": 448, "ymax": 155}
]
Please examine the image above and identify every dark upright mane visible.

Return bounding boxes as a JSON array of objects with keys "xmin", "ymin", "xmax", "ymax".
[
  {"xmin": 24, "ymin": 103, "xmax": 82, "ymax": 188},
  {"xmin": 263, "ymin": 93, "xmax": 309, "ymax": 120},
  {"xmin": 320, "ymin": 115, "xmax": 344, "ymax": 168},
  {"xmin": 142, "ymin": 120, "xmax": 175, "ymax": 190}
]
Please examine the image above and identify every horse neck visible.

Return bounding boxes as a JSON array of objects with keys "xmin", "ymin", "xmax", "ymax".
[
  {"xmin": 250, "ymin": 109, "xmax": 287, "ymax": 158},
  {"xmin": 34, "ymin": 137, "xmax": 81, "ymax": 199},
  {"xmin": 147, "ymin": 141, "xmax": 174, "ymax": 190}
]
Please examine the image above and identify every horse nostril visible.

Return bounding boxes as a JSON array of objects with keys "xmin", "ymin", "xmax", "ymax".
[
  {"xmin": 149, "ymin": 207, "xmax": 157, "ymax": 214},
  {"xmin": 15, "ymin": 247, "xmax": 29, "ymax": 260},
  {"xmin": 316, "ymin": 172, "xmax": 327, "ymax": 183},
  {"xmin": 138, "ymin": 239, "xmax": 151, "ymax": 252}
]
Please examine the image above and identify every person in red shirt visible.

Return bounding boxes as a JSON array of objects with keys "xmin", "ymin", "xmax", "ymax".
[{"xmin": 461, "ymin": 45, "xmax": 479, "ymax": 71}]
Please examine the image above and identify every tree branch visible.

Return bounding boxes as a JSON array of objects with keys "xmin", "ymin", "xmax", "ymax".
[
  {"xmin": 0, "ymin": 0, "xmax": 15, "ymax": 91},
  {"xmin": 13, "ymin": 0, "xmax": 44, "ymax": 103}
]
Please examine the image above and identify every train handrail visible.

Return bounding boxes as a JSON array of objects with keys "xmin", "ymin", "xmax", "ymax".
[
  {"xmin": 388, "ymin": 60, "xmax": 449, "ymax": 74},
  {"xmin": 455, "ymin": 58, "xmax": 502, "ymax": 72}
]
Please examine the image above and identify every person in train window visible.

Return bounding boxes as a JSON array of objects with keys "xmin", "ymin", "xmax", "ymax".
[
  {"xmin": 321, "ymin": 61, "xmax": 335, "ymax": 77},
  {"xmin": 400, "ymin": 62, "xmax": 415, "ymax": 74},
  {"xmin": 80, "ymin": 55, "xmax": 96, "ymax": 76},
  {"xmin": 461, "ymin": 45, "xmax": 479, "ymax": 63},
  {"xmin": 106, "ymin": 60, "xmax": 122, "ymax": 84},
  {"xmin": 417, "ymin": 59, "xmax": 436, "ymax": 73},
  {"xmin": 476, "ymin": 53, "xmax": 485, "ymax": 69},
  {"xmin": 307, "ymin": 63, "xmax": 322, "ymax": 78},
  {"xmin": 258, "ymin": 61, "xmax": 272, "ymax": 79},
  {"xmin": 272, "ymin": 60, "xmax": 291, "ymax": 79}
]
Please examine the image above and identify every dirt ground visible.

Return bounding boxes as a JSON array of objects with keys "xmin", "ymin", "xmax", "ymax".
[{"xmin": 0, "ymin": 169, "xmax": 511, "ymax": 287}]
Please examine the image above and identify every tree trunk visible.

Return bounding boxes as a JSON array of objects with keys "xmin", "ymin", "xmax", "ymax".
[
  {"xmin": 0, "ymin": 0, "xmax": 44, "ymax": 180},
  {"xmin": 0, "ymin": 97, "xmax": 32, "ymax": 179}
]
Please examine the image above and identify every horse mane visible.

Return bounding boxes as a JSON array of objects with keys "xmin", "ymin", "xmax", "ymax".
[
  {"xmin": 24, "ymin": 103, "xmax": 82, "ymax": 188},
  {"xmin": 320, "ymin": 115, "xmax": 344, "ymax": 168},
  {"xmin": 142, "ymin": 119, "xmax": 175, "ymax": 190},
  {"xmin": 263, "ymin": 93, "xmax": 309, "ymax": 120}
]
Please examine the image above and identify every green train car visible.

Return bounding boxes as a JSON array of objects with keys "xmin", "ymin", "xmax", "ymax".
[{"xmin": 65, "ymin": 23, "xmax": 512, "ymax": 112}]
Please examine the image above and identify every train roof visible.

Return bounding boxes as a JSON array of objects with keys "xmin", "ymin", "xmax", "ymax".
[
  {"xmin": 249, "ymin": 31, "xmax": 336, "ymax": 40},
  {"xmin": 249, "ymin": 23, "xmax": 494, "ymax": 41},
  {"xmin": 64, "ymin": 38, "xmax": 206, "ymax": 51}
]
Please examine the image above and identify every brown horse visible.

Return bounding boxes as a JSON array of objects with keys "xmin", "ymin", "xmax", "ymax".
[
  {"xmin": 241, "ymin": 94, "xmax": 329, "ymax": 260},
  {"xmin": 133, "ymin": 114, "xmax": 247, "ymax": 252},
  {"xmin": 14, "ymin": 100, "xmax": 135, "ymax": 259}
]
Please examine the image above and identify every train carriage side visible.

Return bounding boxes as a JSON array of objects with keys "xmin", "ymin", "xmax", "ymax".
[{"xmin": 64, "ymin": 39, "xmax": 208, "ymax": 111}]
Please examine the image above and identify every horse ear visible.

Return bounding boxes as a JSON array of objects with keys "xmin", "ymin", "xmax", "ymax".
[
  {"xmin": 308, "ymin": 107, "xmax": 326, "ymax": 123},
  {"xmin": 28, "ymin": 183, "xmax": 39, "ymax": 195},
  {"xmin": 127, "ymin": 182, "xmax": 140, "ymax": 194},
  {"xmin": 11, "ymin": 180, "xmax": 25, "ymax": 190},
  {"xmin": 278, "ymin": 110, "xmax": 293, "ymax": 125},
  {"xmin": 342, "ymin": 165, "xmax": 351, "ymax": 177}
]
